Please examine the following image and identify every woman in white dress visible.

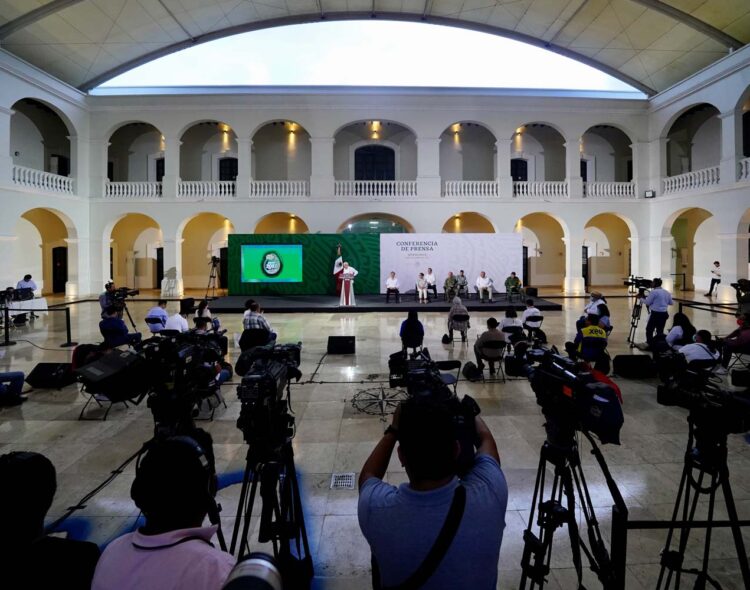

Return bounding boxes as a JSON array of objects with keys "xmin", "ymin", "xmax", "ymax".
[{"xmin": 339, "ymin": 262, "xmax": 359, "ymax": 306}]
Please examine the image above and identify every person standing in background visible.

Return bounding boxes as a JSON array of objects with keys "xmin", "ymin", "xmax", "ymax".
[{"xmin": 705, "ymin": 261, "xmax": 721, "ymax": 297}]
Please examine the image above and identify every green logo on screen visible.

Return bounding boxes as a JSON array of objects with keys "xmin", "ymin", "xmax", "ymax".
[{"xmin": 261, "ymin": 251, "xmax": 283, "ymax": 277}]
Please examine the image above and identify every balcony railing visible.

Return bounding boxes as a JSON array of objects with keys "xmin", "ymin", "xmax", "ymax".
[
  {"xmin": 740, "ymin": 157, "xmax": 750, "ymax": 182},
  {"xmin": 248, "ymin": 180, "xmax": 309, "ymax": 198},
  {"xmin": 662, "ymin": 166, "xmax": 719, "ymax": 194},
  {"xmin": 583, "ymin": 181, "xmax": 636, "ymax": 198},
  {"xmin": 13, "ymin": 165, "xmax": 74, "ymax": 194},
  {"xmin": 513, "ymin": 181, "xmax": 568, "ymax": 198},
  {"xmin": 105, "ymin": 181, "xmax": 162, "ymax": 198},
  {"xmin": 443, "ymin": 180, "xmax": 501, "ymax": 198},
  {"xmin": 178, "ymin": 180, "xmax": 236, "ymax": 198},
  {"xmin": 334, "ymin": 180, "xmax": 417, "ymax": 198}
]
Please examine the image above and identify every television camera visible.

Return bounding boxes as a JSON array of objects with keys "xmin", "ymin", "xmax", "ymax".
[
  {"xmin": 731, "ymin": 278, "xmax": 750, "ymax": 313},
  {"xmin": 388, "ymin": 347, "xmax": 480, "ymax": 474},
  {"xmin": 623, "ymin": 275, "xmax": 653, "ymax": 297},
  {"xmin": 624, "ymin": 277, "xmax": 654, "ymax": 346}
]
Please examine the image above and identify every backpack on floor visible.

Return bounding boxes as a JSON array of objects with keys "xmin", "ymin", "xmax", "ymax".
[
  {"xmin": 441, "ymin": 333, "xmax": 452, "ymax": 344},
  {"xmin": 462, "ymin": 361, "xmax": 483, "ymax": 382}
]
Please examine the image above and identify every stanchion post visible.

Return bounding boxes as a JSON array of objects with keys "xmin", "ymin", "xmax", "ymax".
[
  {"xmin": 610, "ymin": 503, "xmax": 628, "ymax": 590},
  {"xmin": 60, "ymin": 306, "xmax": 77, "ymax": 348},
  {"xmin": 0, "ymin": 306, "xmax": 17, "ymax": 347}
]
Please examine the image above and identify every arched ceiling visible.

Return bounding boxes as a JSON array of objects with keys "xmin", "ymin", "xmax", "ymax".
[{"xmin": 0, "ymin": 1, "xmax": 747, "ymax": 95}]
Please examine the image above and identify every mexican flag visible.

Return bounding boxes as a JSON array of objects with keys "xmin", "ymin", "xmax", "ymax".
[{"xmin": 333, "ymin": 243, "xmax": 344, "ymax": 295}]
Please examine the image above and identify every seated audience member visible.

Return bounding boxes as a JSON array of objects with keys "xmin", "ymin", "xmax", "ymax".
[
  {"xmin": 716, "ymin": 313, "xmax": 750, "ymax": 373},
  {"xmin": 385, "ymin": 271, "xmax": 401, "ymax": 303},
  {"xmin": 194, "ymin": 318, "xmax": 229, "ymax": 366},
  {"xmin": 16, "ymin": 274, "xmax": 38, "ymax": 292},
  {"xmin": 145, "ymin": 300, "xmax": 169, "ymax": 333},
  {"xmin": 165, "ymin": 308, "xmax": 189, "ymax": 333},
  {"xmin": 92, "ymin": 434, "xmax": 235, "ymax": 590},
  {"xmin": 597, "ymin": 304, "xmax": 612, "ymax": 332},
  {"xmin": 241, "ymin": 299, "xmax": 256, "ymax": 330},
  {"xmin": 680, "ymin": 330, "xmax": 720, "ymax": 364},
  {"xmin": 474, "ymin": 318, "xmax": 506, "ymax": 375},
  {"xmin": 1, "ymin": 451, "xmax": 100, "ymax": 590},
  {"xmin": 456, "ymin": 270, "xmax": 469, "ymax": 298},
  {"xmin": 522, "ymin": 299, "xmax": 542, "ymax": 331},
  {"xmin": 243, "ymin": 302, "xmax": 277, "ymax": 344},
  {"xmin": 195, "ymin": 299, "xmax": 221, "ymax": 332},
  {"xmin": 447, "ymin": 297, "xmax": 470, "ymax": 342},
  {"xmin": 0, "ymin": 371, "xmax": 27, "ymax": 407},
  {"xmin": 568, "ymin": 314, "xmax": 609, "ymax": 372},
  {"xmin": 504, "ymin": 272, "xmax": 523, "ymax": 297},
  {"xmin": 584, "ymin": 291, "xmax": 606, "ymax": 317},
  {"xmin": 358, "ymin": 399, "xmax": 507, "ymax": 590},
  {"xmin": 500, "ymin": 308, "xmax": 525, "ymax": 344},
  {"xmin": 400, "ymin": 311, "xmax": 425, "ymax": 350},
  {"xmin": 99, "ymin": 306, "xmax": 141, "ymax": 348},
  {"xmin": 476, "ymin": 271, "xmax": 493, "ymax": 303},
  {"xmin": 416, "ymin": 273, "xmax": 429, "ymax": 304},
  {"xmin": 663, "ymin": 312, "xmax": 696, "ymax": 351},
  {"xmin": 443, "ymin": 272, "xmax": 458, "ymax": 301}
]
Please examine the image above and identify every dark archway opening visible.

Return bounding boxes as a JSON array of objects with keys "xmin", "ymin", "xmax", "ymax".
[{"xmin": 355, "ymin": 145, "xmax": 395, "ymax": 180}]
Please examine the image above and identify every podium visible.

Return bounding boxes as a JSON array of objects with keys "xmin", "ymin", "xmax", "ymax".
[{"xmin": 340, "ymin": 276, "xmax": 356, "ymax": 306}]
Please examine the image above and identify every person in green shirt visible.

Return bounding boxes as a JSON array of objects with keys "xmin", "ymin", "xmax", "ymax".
[
  {"xmin": 504, "ymin": 272, "xmax": 524, "ymax": 298},
  {"xmin": 443, "ymin": 271, "xmax": 458, "ymax": 301}
]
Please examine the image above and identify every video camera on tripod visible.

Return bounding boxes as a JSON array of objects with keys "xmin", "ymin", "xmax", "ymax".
[
  {"xmin": 624, "ymin": 277, "xmax": 655, "ymax": 346},
  {"xmin": 623, "ymin": 276, "xmax": 653, "ymax": 297},
  {"xmin": 731, "ymin": 278, "xmax": 750, "ymax": 313}
]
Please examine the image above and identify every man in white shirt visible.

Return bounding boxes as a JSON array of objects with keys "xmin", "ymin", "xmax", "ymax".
[
  {"xmin": 584, "ymin": 291, "xmax": 606, "ymax": 316},
  {"xmin": 165, "ymin": 310, "xmax": 189, "ymax": 333},
  {"xmin": 340, "ymin": 262, "xmax": 359, "ymax": 306},
  {"xmin": 680, "ymin": 330, "xmax": 720, "ymax": 364},
  {"xmin": 522, "ymin": 299, "xmax": 542, "ymax": 330},
  {"xmin": 424, "ymin": 268, "xmax": 438, "ymax": 301},
  {"xmin": 145, "ymin": 300, "xmax": 169, "ymax": 334},
  {"xmin": 476, "ymin": 271, "xmax": 493, "ymax": 303},
  {"xmin": 16, "ymin": 274, "xmax": 37, "ymax": 292},
  {"xmin": 385, "ymin": 271, "xmax": 400, "ymax": 304},
  {"xmin": 705, "ymin": 261, "xmax": 721, "ymax": 297}
]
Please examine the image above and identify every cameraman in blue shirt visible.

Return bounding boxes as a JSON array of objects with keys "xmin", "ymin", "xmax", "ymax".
[{"xmin": 641, "ymin": 278, "xmax": 673, "ymax": 347}]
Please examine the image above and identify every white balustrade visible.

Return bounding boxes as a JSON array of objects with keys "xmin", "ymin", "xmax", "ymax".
[
  {"xmin": 105, "ymin": 181, "xmax": 162, "ymax": 198},
  {"xmin": 12, "ymin": 165, "xmax": 74, "ymax": 194},
  {"xmin": 662, "ymin": 166, "xmax": 720, "ymax": 194},
  {"xmin": 583, "ymin": 181, "xmax": 636, "ymax": 198},
  {"xmin": 513, "ymin": 181, "xmax": 568, "ymax": 198},
  {"xmin": 739, "ymin": 157, "xmax": 750, "ymax": 182},
  {"xmin": 442, "ymin": 180, "xmax": 501, "ymax": 198},
  {"xmin": 248, "ymin": 180, "xmax": 309, "ymax": 198},
  {"xmin": 178, "ymin": 180, "xmax": 236, "ymax": 198},
  {"xmin": 334, "ymin": 180, "xmax": 417, "ymax": 198}
]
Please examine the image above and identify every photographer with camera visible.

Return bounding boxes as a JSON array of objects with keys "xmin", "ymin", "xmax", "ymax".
[
  {"xmin": 358, "ymin": 399, "xmax": 507, "ymax": 590},
  {"xmin": 640, "ymin": 278, "xmax": 673, "ymax": 348},
  {"xmin": 715, "ymin": 312, "xmax": 750, "ymax": 374},
  {"xmin": 92, "ymin": 433, "xmax": 235, "ymax": 590},
  {"xmin": 99, "ymin": 305, "xmax": 141, "ymax": 349},
  {"xmin": 99, "ymin": 281, "xmax": 116, "ymax": 319}
]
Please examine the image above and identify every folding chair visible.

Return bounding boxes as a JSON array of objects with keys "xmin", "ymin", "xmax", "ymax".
[
  {"xmin": 435, "ymin": 360, "xmax": 462, "ymax": 394},
  {"xmin": 479, "ymin": 340, "xmax": 507, "ymax": 382},
  {"xmin": 239, "ymin": 328, "xmax": 271, "ymax": 352},
  {"xmin": 502, "ymin": 325, "xmax": 526, "ymax": 350},
  {"xmin": 401, "ymin": 333, "xmax": 424, "ymax": 356},
  {"xmin": 145, "ymin": 316, "xmax": 166, "ymax": 334},
  {"xmin": 523, "ymin": 315, "xmax": 545, "ymax": 341},
  {"xmin": 728, "ymin": 349, "xmax": 750, "ymax": 371},
  {"xmin": 449, "ymin": 313, "xmax": 470, "ymax": 346}
]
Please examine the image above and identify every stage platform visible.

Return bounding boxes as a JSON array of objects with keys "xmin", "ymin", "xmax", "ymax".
[{"xmin": 209, "ymin": 294, "xmax": 562, "ymax": 314}]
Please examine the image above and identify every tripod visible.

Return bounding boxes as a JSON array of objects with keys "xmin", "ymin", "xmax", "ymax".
[
  {"xmin": 230, "ymin": 440, "xmax": 313, "ymax": 588},
  {"xmin": 205, "ymin": 256, "xmax": 221, "ymax": 300},
  {"xmin": 656, "ymin": 415, "xmax": 750, "ymax": 589},
  {"xmin": 520, "ymin": 429, "xmax": 615, "ymax": 589},
  {"xmin": 626, "ymin": 291, "xmax": 647, "ymax": 347}
]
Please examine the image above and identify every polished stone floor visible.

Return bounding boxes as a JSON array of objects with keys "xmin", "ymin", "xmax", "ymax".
[{"xmin": 1, "ymin": 293, "xmax": 748, "ymax": 589}]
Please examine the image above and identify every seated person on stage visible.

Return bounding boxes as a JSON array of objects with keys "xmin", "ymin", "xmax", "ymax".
[
  {"xmin": 456, "ymin": 270, "xmax": 469, "ymax": 298},
  {"xmin": 243, "ymin": 302, "xmax": 277, "ymax": 344},
  {"xmin": 522, "ymin": 299, "xmax": 542, "ymax": 330},
  {"xmin": 16, "ymin": 274, "xmax": 38, "ymax": 293},
  {"xmin": 1, "ymin": 451, "xmax": 101, "ymax": 590},
  {"xmin": 99, "ymin": 306, "xmax": 141, "ymax": 348},
  {"xmin": 476, "ymin": 271, "xmax": 493, "ymax": 303},
  {"xmin": 474, "ymin": 318, "xmax": 506, "ymax": 375},
  {"xmin": 504, "ymin": 272, "xmax": 524, "ymax": 297},
  {"xmin": 385, "ymin": 271, "xmax": 401, "ymax": 303},
  {"xmin": 92, "ymin": 434, "xmax": 235, "ymax": 590},
  {"xmin": 241, "ymin": 299, "xmax": 256, "ymax": 330},
  {"xmin": 566, "ymin": 314, "xmax": 609, "ymax": 372},
  {"xmin": 165, "ymin": 308, "xmax": 189, "ymax": 333},
  {"xmin": 358, "ymin": 399, "xmax": 507, "ymax": 590},
  {"xmin": 400, "ymin": 311, "xmax": 424, "ymax": 350},
  {"xmin": 0, "ymin": 371, "xmax": 28, "ymax": 407},
  {"xmin": 425, "ymin": 268, "xmax": 438, "ymax": 300},
  {"xmin": 145, "ymin": 300, "xmax": 169, "ymax": 333},
  {"xmin": 444, "ymin": 272, "xmax": 458, "ymax": 301},
  {"xmin": 716, "ymin": 313, "xmax": 750, "ymax": 374},
  {"xmin": 416, "ymin": 273, "xmax": 429, "ymax": 304},
  {"xmin": 500, "ymin": 309, "xmax": 525, "ymax": 344},
  {"xmin": 447, "ymin": 297, "xmax": 470, "ymax": 342},
  {"xmin": 680, "ymin": 330, "xmax": 720, "ymax": 364}
]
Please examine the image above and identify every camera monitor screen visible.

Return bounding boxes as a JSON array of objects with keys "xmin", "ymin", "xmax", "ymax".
[{"xmin": 240, "ymin": 245, "xmax": 303, "ymax": 283}]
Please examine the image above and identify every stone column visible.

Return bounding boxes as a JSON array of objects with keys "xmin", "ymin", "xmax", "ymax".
[
  {"xmin": 235, "ymin": 137, "xmax": 252, "ymax": 199},
  {"xmin": 309, "ymin": 136, "xmax": 335, "ymax": 199},
  {"xmin": 647, "ymin": 137, "xmax": 668, "ymax": 196},
  {"xmin": 161, "ymin": 136, "xmax": 181, "ymax": 198},
  {"xmin": 160, "ymin": 238, "xmax": 184, "ymax": 298},
  {"xmin": 417, "ymin": 136, "xmax": 441, "ymax": 198},
  {"xmin": 87, "ymin": 139, "xmax": 110, "ymax": 198},
  {"xmin": 495, "ymin": 138, "xmax": 513, "ymax": 197},
  {"xmin": 630, "ymin": 140, "xmax": 650, "ymax": 198},
  {"xmin": 564, "ymin": 136, "xmax": 583, "ymax": 198},
  {"xmin": 0, "ymin": 107, "xmax": 14, "ymax": 185},
  {"xmin": 562, "ymin": 235, "xmax": 585, "ymax": 294},
  {"xmin": 719, "ymin": 110, "xmax": 741, "ymax": 185}
]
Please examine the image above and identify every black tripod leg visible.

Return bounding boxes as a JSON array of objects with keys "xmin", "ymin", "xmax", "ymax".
[
  {"xmin": 559, "ymin": 468, "xmax": 587, "ymax": 589},
  {"xmin": 230, "ymin": 459, "xmax": 254, "ymax": 554},
  {"xmin": 720, "ymin": 466, "xmax": 750, "ymax": 587},
  {"xmin": 239, "ymin": 468, "xmax": 261, "ymax": 558},
  {"xmin": 520, "ymin": 450, "xmax": 551, "ymax": 589},
  {"xmin": 658, "ymin": 452, "xmax": 693, "ymax": 589}
]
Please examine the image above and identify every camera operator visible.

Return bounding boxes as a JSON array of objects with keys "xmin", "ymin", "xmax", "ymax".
[
  {"xmin": 679, "ymin": 330, "xmax": 720, "ymax": 364},
  {"xmin": 1, "ymin": 451, "xmax": 101, "ymax": 590},
  {"xmin": 641, "ymin": 278, "xmax": 673, "ymax": 348},
  {"xmin": 715, "ymin": 313, "xmax": 750, "ymax": 374},
  {"xmin": 99, "ymin": 305, "xmax": 141, "ymax": 349},
  {"xmin": 99, "ymin": 281, "xmax": 116, "ymax": 319},
  {"xmin": 358, "ymin": 399, "xmax": 507, "ymax": 590},
  {"xmin": 92, "ymin": 434, "xmax": 235, "ymax": 590}
]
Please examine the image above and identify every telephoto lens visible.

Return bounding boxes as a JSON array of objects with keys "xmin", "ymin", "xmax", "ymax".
[{"xmin": 222, "ymin": 552, "xmax": 282, "ymax": 590}]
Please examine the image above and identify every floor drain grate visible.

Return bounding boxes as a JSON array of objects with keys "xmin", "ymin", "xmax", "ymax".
[{"xmin": 330, "ymin": 472, "xmax": 356, "ymax": 490}]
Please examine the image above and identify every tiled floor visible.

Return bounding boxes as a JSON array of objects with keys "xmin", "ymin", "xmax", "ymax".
[{"xmin": 1, "ymin": 293, "xmax": 749, "ymax": 589}]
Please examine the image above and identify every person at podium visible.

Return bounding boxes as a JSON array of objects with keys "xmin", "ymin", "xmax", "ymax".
[{"xmin": 340, "ymin": 261, "xmax": 359, "ymax": 306}]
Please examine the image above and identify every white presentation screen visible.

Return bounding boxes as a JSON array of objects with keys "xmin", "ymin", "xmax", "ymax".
[{"xmin": 379, "ymin": 233, "xmax": 523, "ymax": 294}]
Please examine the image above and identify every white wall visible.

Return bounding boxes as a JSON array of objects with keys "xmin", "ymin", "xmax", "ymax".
[
  {"xmin": 693, "ymin": 217, "xmax": 721, "ymax": 291},
  {"xmin": 12, "ymin": 217, "xmax": 43, "ymax": 292},
  {"xmin": 10, "ymin": 111, "xmax": 44, "ymax": 170},
  {"xmin": 691, "ymin": 116, "xmax": 721, "ymax": 170}
]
